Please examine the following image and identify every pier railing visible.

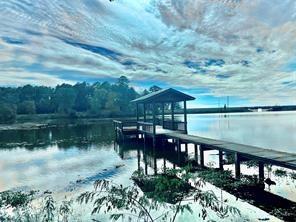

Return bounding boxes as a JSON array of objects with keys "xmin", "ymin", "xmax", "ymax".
[
  {"xmin": 113, "ymin": 120, "xmax": 138, "ymax": 132},
  {"xmin": 163, "ymin": 120, "xmax": 186, "ymax": 131},
  {"xmin": 137, "ymin": 121, "xmax": 154, "ymax": 134},
  {"xmin": 113, "ymin": 119, "xmax": 187, "ymax": 135}
]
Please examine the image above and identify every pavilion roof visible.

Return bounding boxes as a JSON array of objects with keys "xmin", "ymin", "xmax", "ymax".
[{"xmin": 131, "ymin": 88, "xmax": 195, "ymax": 104}]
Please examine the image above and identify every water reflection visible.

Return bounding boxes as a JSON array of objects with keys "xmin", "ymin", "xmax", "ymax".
[
  {"xmin": 0, "ymin": 122, "xmax": 122, "ymax": 192},
  {"xmin": 0, "ymin": 122, "xmax": 114, "ymax": 150},
  {"xmin": 187, "ymin": 111, "xmax": 296, "ymax": 153},
  {"xmin": 0, "ymin": 113, "xmax": 295, "ymax": 218}
]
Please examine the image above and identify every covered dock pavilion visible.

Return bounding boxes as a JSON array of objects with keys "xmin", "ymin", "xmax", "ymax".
[{"xmin": 132, "ymin": 88, "xmax": 195, "ymax": 144}]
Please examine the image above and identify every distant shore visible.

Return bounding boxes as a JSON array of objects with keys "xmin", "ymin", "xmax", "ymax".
[
  {"xmin": 0, "ymin": 106, "xmax": 295, "ymax": 131},
  {"xmin": 0, "ymin": 114, "xmax": 118, "ymax": 131},
  {"xmin": 187, "ymin": 105, "xmax": 296, "ymax": 114}
]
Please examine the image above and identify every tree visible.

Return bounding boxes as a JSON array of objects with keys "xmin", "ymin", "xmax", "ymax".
[
  {"xmin": 73, "ymin": 82, "xmax": 90, "ymax": 112},
  {"xmin": 35, "ymin": 86, "xmax": 54, "ymax": 114},
  {"xmin": 19, "ymin": 85, "xmax": 36, "ymax": 102},
  {"xmin": 142, "ymin": 89, "xmax": 150, "ymax": 96},
  {"xmin": 0, "ymin": 103, "xmax": 16, "ymax": 123},
  {"xmin": 53, "ymin": 84, "xmax": 77, "ymax": 114},
  {"xmin": 117, "ymin": 76, "xmax": 129, "ymax": 87},
  {"xmin": 17, "ymin": 101, "xmax": 36, "ymax": 114},
  {"xmin": 149, "ymin": 85, "xmax": 162, "ymax": 93},
  {"xmin": 0, "ymin": 79, "xmax": 144, "ymax": 117}
]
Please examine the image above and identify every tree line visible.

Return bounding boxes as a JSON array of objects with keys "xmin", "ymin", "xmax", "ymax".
[{"xmin": 0, "ymin": 76, "xmax": 162, "ymax": 123}]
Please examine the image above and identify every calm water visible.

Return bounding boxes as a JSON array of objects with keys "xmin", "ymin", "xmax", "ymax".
[
  {"xmin": 0, "ymin": 112, "xmax": 295, "ymax": 220},
  {"xmin": 0, "ymin": 111, "xmax": 295, "ymax": 191},
  {"xmin": 187, "ymin": 111, "xmax": 296, "ymax": 153}
]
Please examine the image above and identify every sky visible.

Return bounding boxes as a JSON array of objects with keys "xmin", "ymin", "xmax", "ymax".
[{"xmin": 0, "ymin": 0, "xmax": 296, "ymax": 107}]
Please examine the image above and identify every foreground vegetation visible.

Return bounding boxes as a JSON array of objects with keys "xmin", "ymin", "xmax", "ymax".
[
  {"xmin": 0, "ymin": 166, "xmax": 241, "ymax": 222},
  {"xmin": 2, "ymin": 164, "xmax": 296, "ymax": 221}
]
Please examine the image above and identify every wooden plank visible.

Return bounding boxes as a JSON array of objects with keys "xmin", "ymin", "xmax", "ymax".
[
  {"xmin": 164, "ymin": 133, "xmax": 226, "ymax": 146},
  {"xmin": 286, "ymin": 160, "xmax": 296, "ymax": 166},
  {"xmin": 160, "ymin": 132, "xmax": 296, "ymax": 170},
  {"xmin": 273, "ymin": 156, "xmax": 296, "ymax": 162},
  {"xmin": 255, "ymin": 153, "xmax": 289, "ymax": 160}
]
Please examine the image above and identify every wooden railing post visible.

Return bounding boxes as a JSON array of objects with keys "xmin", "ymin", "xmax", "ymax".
[
  {"xmin": 259, "ymin": 162, "xmax": 264, "ymax": 182},
  {"xmin": 152, "ymin": 103, "xmax": 156, "ymax": 136},
  {"xmin": 136, "ymin": 104, "xmax": 139, "ymax": 134},
  {"xmin": 143, "ymin": 103, "xmax": 146, "ymax": 122},
  {"xmin": 177, "ymin": 139, "xmax": 181, "ymax": 164},
  {"xmin": 194, "ymin": 144, "xmax": 198, "ymax": 164},
  {"xmin": 219, "ymin": 150, "xmax": 223, "ymax": 170},
  {"xmin": 162, "ymin": 103, "xmax": 165, "ymax": 128},
  {"xmin": 199, "ymin": 145, "xmax": 204, "ymax": 167},
  {"xmin": 234, "ymin": 152, "xmax": 241, "ymax": 179}
]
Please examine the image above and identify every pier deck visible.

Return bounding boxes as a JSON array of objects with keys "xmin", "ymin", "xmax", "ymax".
[
  {"xmin": 114, "ymin": 119, "xmax": 296, "ymax": 179},
  {"xmin": 162, "ymin": 132, "xmax": 296, "ymax": 171}
]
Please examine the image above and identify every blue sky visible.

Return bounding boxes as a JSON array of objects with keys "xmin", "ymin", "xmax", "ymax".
[{"xmin": 0, "ymin": 0, "xmax": 296, "ymax": 107}]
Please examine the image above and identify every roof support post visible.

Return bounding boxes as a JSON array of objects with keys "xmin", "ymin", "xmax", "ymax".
[
  {"xmin": 136, "ymin": 103, "xmax": 139, "ymax": 130},
  {"xmin": 162, "ymin": 103, "xmax": 165, "ymax": 128},
  {"xmin": 183, "ymin": 100, "xmax": 188, "ymax": 133},
  {"xmin": 152, "ymin": 103, "xmax": 156, "ymax": 137},
  {"xmin": 143, "ymin": 103, "xmax": 146, "ymax": 122},
  {"xmin": 171, "ymin": 102, "xmax": 175, "ymax": 130}
]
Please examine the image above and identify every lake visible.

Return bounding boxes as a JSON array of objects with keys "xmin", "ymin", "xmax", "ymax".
[{"xmin": 0, "ymin": 111, "xmax": 295, "ymax": 221}]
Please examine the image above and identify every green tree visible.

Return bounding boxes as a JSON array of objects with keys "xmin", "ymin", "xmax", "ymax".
[
  {"xmin": 17, "ymin": 101, "xmax": 36, "ymax": 114},
  {"xmin": 142, "ymin": 89, "xmax": 150, "ymax": 96},
  {"xmin": 117, "ymin": 76, "xmax": 129, "ymax": 87},
  {"xmin": 105, "ymin": 92, "xmax": 119, "ymax": 114},
  {"xmin": 19, "ymin": 85, "xmax": 36, "ymax": 102},
  {"xmin": 73, "ymin": 82, "xmax": 90, "ymax": 112},
  {"xmin": 0, "ymin": 103, "xmax": 16, "ymax": 123},
  {"xmin": 88, "ymin": 84, "xmax": 108, "ymax": 115},
  {"xmin": 53, "ymin": 84, "xmax": 77, "ymax": 114},
  {"xmin": 149, "ymin": 85, "xmax": 162, "ymax": 93},
  {"xmin": 35, "ymin": 86, "xmax": 54, "ymax": 114}
]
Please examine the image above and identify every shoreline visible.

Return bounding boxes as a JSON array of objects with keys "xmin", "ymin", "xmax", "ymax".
[{"xmin": 1, "ymin": 110, "xmax": 295, "ymax": 131}]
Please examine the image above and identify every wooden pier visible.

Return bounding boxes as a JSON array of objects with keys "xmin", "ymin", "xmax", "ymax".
[{"xmin": 113, "ymin": 88, "xmax": 296, "ymax": 180}]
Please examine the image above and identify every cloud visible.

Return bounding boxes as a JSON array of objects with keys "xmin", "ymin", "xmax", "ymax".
[{"xmin": 0, "ymin": 0, "xmax": 295, "ymax": 105}]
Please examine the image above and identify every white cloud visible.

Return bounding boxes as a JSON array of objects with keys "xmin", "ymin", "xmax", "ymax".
[{"xmin": 0, "ymin": 0, "xmax": 295, "ymax": 105}]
